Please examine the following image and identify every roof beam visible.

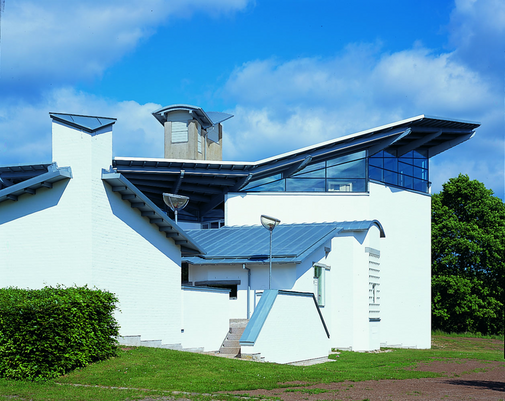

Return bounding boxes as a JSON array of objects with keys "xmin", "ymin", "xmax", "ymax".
[
  {"xmin": 0, "ymin": 178, "xmax": 13, "ymax": 188},
  {"xmin": 367, "ymin": 128, "xmax": 411, "ymax": 156},
  {"xmin": 231, "ymin": 174, "xmax": 253, "ymax": 191},
  {"xmin": 198, "ymin": 193, "xmax": 225, "ymax": 216},
  {"xmin": 428, "ymin": 132, "xmax": 475, "ymax": 158},
  {"xmin": 396, "ymin": 130, "xmax": 442, "ymax": 156},
  {"xmin": 282, "ymin": 155, "xmax": 313, "ymax": 178}
]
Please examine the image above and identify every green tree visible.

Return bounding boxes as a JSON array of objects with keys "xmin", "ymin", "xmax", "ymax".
[{"xmin": 431, "ymin": 174, "xmax": 505, "ymax": 335}]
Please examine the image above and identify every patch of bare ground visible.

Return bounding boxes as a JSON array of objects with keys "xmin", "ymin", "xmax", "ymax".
[{"xmin": 225, "ymin": 359, "xmax": 505, "ymax": 401}]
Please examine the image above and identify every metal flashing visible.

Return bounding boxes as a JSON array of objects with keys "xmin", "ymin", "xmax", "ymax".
[
  {"xmin": 340, "ymin": 219, "xmax": 386, "ymax": 238},
  {"xmin": 239, "ymin": 290, "xmax": 278, "ymax": 345},
  {"xmin": 49, "ymin": 112, "xmax": 117, "ymax": 134}
]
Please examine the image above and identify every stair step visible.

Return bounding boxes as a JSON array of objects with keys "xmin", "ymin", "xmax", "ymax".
[
  {"xmin": 227, "ymin": 333, "xmax": 243, "ymax": 341},
  {"xmin": 230, "ymin": 319, "xmax": 249, "ymax": 328},
  {"xmin": 219, "ymin": 319, "xmax": 249, "ymax": 356},
  {"xmin": 159, "ymin": 343, "xmax": 183, "ymax": 350},
  {"xmin": 181, "ymin": 347, "xmax": 204, "ymax": 353},
  {"xmin": 140, "ymin": 340, "xmax": 162, "ymax": 347},
  {"xmin": 118, "ymin": 335, "xmax": 141, "ymax": 346},
  {"xmin": 219, "ymin": 346, "xmax": 241, "ymax": 355},
  {"xmin": 223, "ymin": 339, "xmax": 240, "ymax": 348}
]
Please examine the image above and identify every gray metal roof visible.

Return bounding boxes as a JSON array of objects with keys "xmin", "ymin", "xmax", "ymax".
[
  {"xmin": 0, "ymin": 163, "xmax": 72, "ymax": 203},
  {"xmin": 49, "ymin": 112, "xmax": 117, "ymax": 133},
  {"xmin": 114, "ymin": 115, "xmax": 479, "ymax": 220},
  {"xmin": 183, "ymin": 220, "xmax": 384, "ymax": 265},
  {"xmin": 101, "ymin": 169, "xmax": 205, "ymax": 256},
  {"xmin": 0, "ymin": 163, "xmax": 53, "ymax": 190},
  {"xmin": 206, "ymin": 111, "xmax": 234, "ymax": 125}
]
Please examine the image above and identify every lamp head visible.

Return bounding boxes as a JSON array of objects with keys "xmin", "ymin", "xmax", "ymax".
[
  {"xmin": 260, "ymin": 215, "xmax": 280, "ymax": 231},
  {"xmin": 163, "ymin": 193, "xmax": 189, "ymax": 212}
]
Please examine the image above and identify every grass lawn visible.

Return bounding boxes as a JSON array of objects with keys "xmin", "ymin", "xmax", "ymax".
[{"xmin": 0, "ymin": 333, "xmax": 503, "ymax": 401}]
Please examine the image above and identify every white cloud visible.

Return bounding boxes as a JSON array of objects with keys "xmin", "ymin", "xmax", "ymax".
[
  {"xmin": 0, "ymin": 0, "xmax": 251, "ymax": 94},
  {"xmin": 448, "ymin": 0, "xmax": 505, "ymax": 82},
  {"xmin": 222, "ymin": 42, "xmax": 503, "ymax": 197},
  {"xmin": 0, "ymin": 0, "xmax": 252, "ymax": 165},
  {"xmin": 0, "ymin": 88, "xmax": 165, "ymax": 166}
]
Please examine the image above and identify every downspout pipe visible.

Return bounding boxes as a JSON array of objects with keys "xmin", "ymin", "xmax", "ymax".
[{"xmin": 243, "ymin": 264, "xmax": 251, "ymax": 319}]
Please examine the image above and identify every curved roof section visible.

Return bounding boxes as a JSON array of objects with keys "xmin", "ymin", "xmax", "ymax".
[
  {"xmin": 152, "ymin": 104, "xmax": 233, "ymax": 129},
  {"xmin": 49, "ymin": 112, "xmax": 116, "ymax": 133},
  {"xmin": 183, "ymin": 220, "xmax": 384, "ymax": 265}
]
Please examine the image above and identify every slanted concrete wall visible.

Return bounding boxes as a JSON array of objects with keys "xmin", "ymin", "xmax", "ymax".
[
  {"xmin": 181, "ymin": 286, "xmax": 230, "ymax": 351},
  {"xmin": 241, "ymin": 290, "xmax": 330, "ymax": 364}
]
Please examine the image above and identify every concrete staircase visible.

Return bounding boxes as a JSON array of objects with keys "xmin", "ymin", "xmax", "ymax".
[
  {"xmin": 117, "ymin": 335, "xmax": 203, "ymax": 352},
  {"xmin": 219, "ymin": 319, "xmax": 249, "ymax": 357}
]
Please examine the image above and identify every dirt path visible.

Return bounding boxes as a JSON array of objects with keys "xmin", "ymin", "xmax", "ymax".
[{"xmin": 226, "ymin": 359, "xmax": 505, "ymax": 400}]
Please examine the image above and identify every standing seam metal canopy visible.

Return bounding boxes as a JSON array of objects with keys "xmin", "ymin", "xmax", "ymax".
[{"xmin": 183, "ymin": 220, "xmax": 385, "ymax": 265}]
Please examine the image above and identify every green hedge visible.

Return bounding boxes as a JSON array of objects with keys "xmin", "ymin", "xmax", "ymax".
[{"xmin": 0, "ymin": 285, "xmax": 120, "ymax": 381}]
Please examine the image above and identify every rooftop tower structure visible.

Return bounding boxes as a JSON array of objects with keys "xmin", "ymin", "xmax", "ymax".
[{"xmin": 152, "ymin": 105, "xmax": 233, "ymax": 161}]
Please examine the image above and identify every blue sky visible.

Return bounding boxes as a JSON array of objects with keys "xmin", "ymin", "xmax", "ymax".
[{"xmin": 0, "ymin": 0, "xmax": 503, "ymax": 199}]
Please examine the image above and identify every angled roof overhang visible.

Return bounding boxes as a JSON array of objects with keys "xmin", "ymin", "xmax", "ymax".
[
  {"xmin": 248, "ymin": 115, "xmax": 480, "ymax": 180},
  {"xmin": 113, "ymin": 115, "xmax": 479, "ymax": 219},
  {"xmin": 183, "ymin": 220, "xmax": 384, "ymax": 265},
  {"xmin": 0, "ymin": 163, "xmax": 72, "ymax": 203},
  {"xmin": 113, "ymin": 157, "xmax": 255, "ymax": 218},
  {"xmin": 101, "ymin": 169, "xmax": 205, "ymax": 256}
]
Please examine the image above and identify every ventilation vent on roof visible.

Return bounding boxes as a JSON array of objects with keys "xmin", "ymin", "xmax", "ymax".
[{"xmin": 172, "ymin": 121, "xmax": 188, "ymax": 143}]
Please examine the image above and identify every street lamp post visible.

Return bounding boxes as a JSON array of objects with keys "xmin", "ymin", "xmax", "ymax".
[
  {"xmin": 260, "ymin": 215, "xmax": 280, "ymax": 289},
  {"xmin": 163, "ymin": 193, "xmax": 189, "ymax": 224}
]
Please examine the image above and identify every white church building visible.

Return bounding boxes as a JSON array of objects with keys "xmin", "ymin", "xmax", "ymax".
[{"xmin": 0, "ymin": 105, "xmax": 479, "ymax": 363}]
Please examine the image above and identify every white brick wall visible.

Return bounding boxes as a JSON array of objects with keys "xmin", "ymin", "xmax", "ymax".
[{"xmin": 0, "ymin": 120, "xmax": 184, "ymax": 345}]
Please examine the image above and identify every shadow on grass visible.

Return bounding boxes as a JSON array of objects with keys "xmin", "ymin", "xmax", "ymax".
[{"xmin": 444, "ymin": 379, "xmax": 505, "ymax": 392}]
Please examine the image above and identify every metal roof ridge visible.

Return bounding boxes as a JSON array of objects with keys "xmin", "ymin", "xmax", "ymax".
[{"xmin": 252, "ymin": 115, "xmax": 428, "ymax": 165}]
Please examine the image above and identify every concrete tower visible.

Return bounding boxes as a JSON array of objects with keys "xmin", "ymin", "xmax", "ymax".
[{"xmin": 152, "ymin": 105, "xmax": 233, "ymax": 161}]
